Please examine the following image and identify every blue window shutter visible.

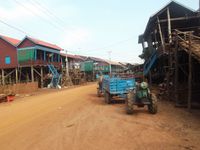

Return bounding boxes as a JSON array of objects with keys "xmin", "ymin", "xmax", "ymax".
[{"xmin": 5, "ymin": 56, "xmax": 11, "ymax": 64}]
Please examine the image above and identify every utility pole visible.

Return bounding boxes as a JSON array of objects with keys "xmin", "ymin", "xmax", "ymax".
[
  {"xmin": 65, "ymin": 50, "xmax": 69, "ymax": 77},
  {"xmin": 108, "ymin": 51, "xmax": 112, "ymax": 75}
]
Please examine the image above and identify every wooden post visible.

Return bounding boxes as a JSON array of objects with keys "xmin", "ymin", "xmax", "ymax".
[
  {"xmin": 2, "ymin": 69, "xmax": 5, "ymax": 85},
  {"xmin": 175, "ymin": 33, "xmax": 179, "ymax": 105},
  {"xmin": 15, "ymin": 68, "xmax": 18, "ymax": 83},
  {"xmin": 157, "ymin": 17, "xmax": 165, "ymax": 52},
  {"xmin": 44, "ymin": 51, "xmax": 46, "ymax": 61},
  {"xmin": 40, "ymin": 67, "xmax": 43, "ymax": 88},
  {"xmin": 31, "ymin": 66, "xmax": 34, "ymax": 82},
  {"xmin": 65, "ymin": 54, "xmax": 69, "ymax": 77},
  {"xmin": 154, "ymin": 29, "xmax": 158, "ymax": 49},
  {"xmin": 167, "ymin": 7, "xmax": 172, "ymax": 43},
  {"xmin": 188, "ymin": 33, "xmax": 192, "ymax": 110}
]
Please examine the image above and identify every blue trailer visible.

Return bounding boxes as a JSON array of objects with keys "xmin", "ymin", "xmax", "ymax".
[{"xmin": 103, "ymin": 77, "xmax": 136, "ymax": 103}]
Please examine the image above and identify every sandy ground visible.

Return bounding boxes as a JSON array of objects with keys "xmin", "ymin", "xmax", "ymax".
[{"xmin": 0, "ymin": 83, "xmax": 199, "ymax": 150}]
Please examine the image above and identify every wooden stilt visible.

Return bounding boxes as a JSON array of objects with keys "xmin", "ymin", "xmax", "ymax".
[
  {"xmin": 40, "ymin": 67, "xmax": 44, "ymax": 88},
  {"xmin": 175, "ymin": 35, "xmax": 179, "ymax": 105},
  {"xmin": 15, "ymin": 68, "xmax": 18, "ymax": 83},
  {"xmin": 31, "ymin": 66, "xmax": 34, "ymax": 82},
  {"xmin": 188, "ymin": 33, "xmax": 192, "ymax": 111},
  {"xmin": 2, "ymin": 69, "xmax": 5, "ymax": 85}
]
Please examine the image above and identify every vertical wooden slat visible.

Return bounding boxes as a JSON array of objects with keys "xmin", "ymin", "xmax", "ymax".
[{"xmin": 188, "ymin": 33, "xmax": 192, "ymax": 110}]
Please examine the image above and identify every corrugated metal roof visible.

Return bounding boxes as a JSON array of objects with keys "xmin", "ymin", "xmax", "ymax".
[
  {"xmin": 87, "ymin": 56, "xmax": 106, "ymax": 62},
  {"xmin": 61, "ymin": 53, "xmax": 84, "ymax": 60},
  {"xmin": 0, "ymin": 35, "xmax": 20, "ymax": 46},
  {"xmin": 27, "ymin": 37, "xmax": 62, "ymax": 51},
  {"xmin": 142, "ymin": 1, "xmax": 196, "ymax": 39},
  {"xmin": 104, "ymin": 60, "xmax": 122, "ymax": 66}
]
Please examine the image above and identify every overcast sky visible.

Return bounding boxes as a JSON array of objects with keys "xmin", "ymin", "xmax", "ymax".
[{"xmin": 0, "ymin": 0, "xmax": 199, "ymax": 63}]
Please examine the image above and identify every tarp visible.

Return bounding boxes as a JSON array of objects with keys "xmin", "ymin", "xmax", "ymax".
[{"xmin": 18, "ymin": 49, "xmax": 35, "ymax": 63}]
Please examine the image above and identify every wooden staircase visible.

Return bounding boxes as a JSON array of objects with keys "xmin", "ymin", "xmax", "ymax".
[{"xmin": 176, "ymin": 30, "xmax": 200, "ymax": 61}]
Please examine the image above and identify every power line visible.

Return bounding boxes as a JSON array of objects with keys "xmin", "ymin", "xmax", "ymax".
[
  {"xmin": 12, "ymin": 0, "xmax": 67, "ymax": 33},
  {"xmin": 79, "ymin": 36, "xmax": 135, "ymax": 53},
  {"xmin": 0, "ymin": 19, "xmax": 28, "ymax": 35},
  {"xmin": 28, "ymin": 0, "xmax": 66, "ymax": 30},
  {"xmin": 29, "ymin": 0, "xmax": 67, "ymax": 27}
]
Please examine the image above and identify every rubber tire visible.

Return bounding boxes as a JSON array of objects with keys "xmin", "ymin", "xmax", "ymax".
[
  {"xmin": 105, "ymin": 92, "xmax": 111, "ymax": 104},
  {"xmin": 148, "ymin": 93, "xmax": 158, "ymax": 114},
  {"xmin": 126, "ymin": 91, "xmax": 134, "ymax": 114}
]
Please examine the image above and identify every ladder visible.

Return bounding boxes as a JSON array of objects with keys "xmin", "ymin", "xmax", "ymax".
[
  {"xmin": 143, "ymin": 51, "xmax": 158, "ymax": 76},
  {"xmin": 47, "ymin": 64, "xmax": 61, "ymax": 88}
]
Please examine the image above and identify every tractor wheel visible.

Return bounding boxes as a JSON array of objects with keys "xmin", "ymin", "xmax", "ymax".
[
  {"xmin": 148, "ymin": 93, "xmax": 158, "ymax": 114},
  {"xmin": 126, "ymin": 91, "xmax": 134, "ymax": 114},
  {"xmin": 105, "ymin": 92, "xmax": 111, "ymax": 104}
]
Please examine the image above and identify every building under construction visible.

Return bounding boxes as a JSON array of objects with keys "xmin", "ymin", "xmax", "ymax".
[{"xmin": 139, "ymin": 1, "xmax": 200, "ymax": 109}]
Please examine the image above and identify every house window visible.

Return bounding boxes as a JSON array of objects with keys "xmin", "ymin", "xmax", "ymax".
[{"xmin": 5, "ymin": 56, "xmax": 11, "ymax": 64}]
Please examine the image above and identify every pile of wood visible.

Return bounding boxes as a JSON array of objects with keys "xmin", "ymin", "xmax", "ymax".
[{"xmin": 69, "ymin": 69, "xmax": 86, "ymax": 85}]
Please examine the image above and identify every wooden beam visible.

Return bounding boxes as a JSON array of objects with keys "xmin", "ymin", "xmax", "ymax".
[
  {"xmin": 167, "ymin": 7, "xmax": 172, "ymax": 43},
  {"xmin": 159, "ymin": 15, "xmax": 200, "ymax": 23},
  {"xmin": 157, "ymin": 17, "xmax": 165, "ymax": 52},
  {"xmin": 5, "ymin": 69, "xmax": 15, "ymax": 78},
  {"xmin": 33, "ymin": 68, "xmax": 41, "ymax": 77}
]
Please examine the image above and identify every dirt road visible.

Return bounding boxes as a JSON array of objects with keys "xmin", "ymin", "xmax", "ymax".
[{"xmin": 0, "ymin": 83, "xmax": 199, "ymax": 150}]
